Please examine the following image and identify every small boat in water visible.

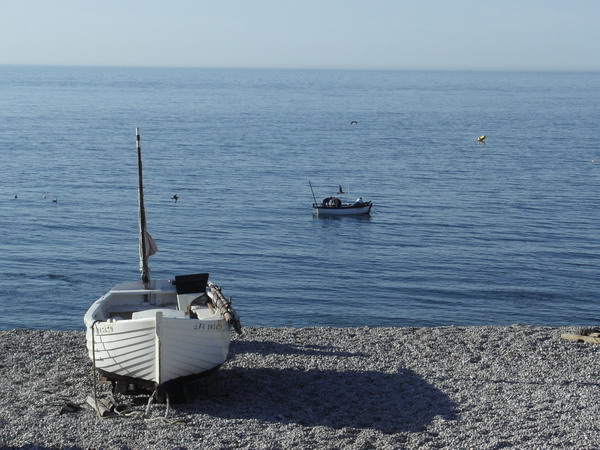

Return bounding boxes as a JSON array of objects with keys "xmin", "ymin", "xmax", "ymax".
[
  {"xmin": 309, "ymin": 181, "xmax": 373, "ymax": 216},
  {"xmin": 84, "ymin": 129, "xmax": 241, "ymax": 400},
  {"xmin": 312, "ymin": 199, "xmax": 373, "ymax": 216}
]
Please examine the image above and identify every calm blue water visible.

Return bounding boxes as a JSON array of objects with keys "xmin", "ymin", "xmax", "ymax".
[{"xmin": 1, "ymin": 66, "xmax": 599, "ymax": 330}]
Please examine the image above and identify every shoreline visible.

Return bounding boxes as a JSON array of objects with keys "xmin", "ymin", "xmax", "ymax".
[{"xmin": 1, "ymin": 325, "xmax": 598, "ymax": 449}]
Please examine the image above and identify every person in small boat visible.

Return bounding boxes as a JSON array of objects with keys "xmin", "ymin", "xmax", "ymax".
[
  {"xmin": 322, "ymin": 196, "xmax": 333, "ymax": 207},
  {"xmin": 331, "ymin": 197, "xmax": 342, "ymax": 208},
  {"xmin": 354, "ymin": 197, "xmax": 365, "ymax": 206}
]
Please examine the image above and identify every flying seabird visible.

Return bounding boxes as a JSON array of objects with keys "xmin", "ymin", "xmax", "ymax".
[
  {"xmin": 172, "ymin": 194, "xmax": 179, "ymax": 203},
  {"xmin": 477, "ymin": 135, "xmax": 486, "ymax": 142}
]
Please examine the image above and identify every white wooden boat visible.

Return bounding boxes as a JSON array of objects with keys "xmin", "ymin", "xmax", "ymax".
[
  {"xmin": 312, "ymin": 201, "xmax": 373, "ymax": 216},
  {"xmin": 309, "ymin": 181, "xmax": 373, "ymax": 216},
  {"xmin": 84, "ymin": 129, "xmax": 241, "ymax": 397}
]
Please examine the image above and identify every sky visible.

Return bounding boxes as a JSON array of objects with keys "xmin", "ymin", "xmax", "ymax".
[{"xmin": 1, "ymin": 0, "xmax": 599, "ymax": 71}]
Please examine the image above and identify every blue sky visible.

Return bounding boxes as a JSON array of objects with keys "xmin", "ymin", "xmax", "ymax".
[{"xmin": 2, "ymin": 0, "xmax": 599, "ymax": 71}]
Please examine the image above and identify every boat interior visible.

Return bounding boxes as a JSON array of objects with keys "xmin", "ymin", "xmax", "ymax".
[{"xmin": 96, "ymin": 273, "xmax": 218, "ymax": 322}]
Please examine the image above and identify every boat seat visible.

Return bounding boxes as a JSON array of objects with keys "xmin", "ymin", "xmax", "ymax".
[
  {"xmin": 131, "ymin": 308, "xmax": 186, "ymax": 320},
  {"xmin": 174, "ymin": 273, "xmax": 209, "ymax": 315},
  {"xmin": 191, "ymin": 305, "xmax": 217, "ymax": 320}
]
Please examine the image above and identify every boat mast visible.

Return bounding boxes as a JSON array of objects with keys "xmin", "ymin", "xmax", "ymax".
[
  {"xmin": 136, "ymin": 128, "xmax": 151, "ymax": 288},
  {"xmin": 308, "ymin": 180, "xmax": 318, "ymax": 205}
]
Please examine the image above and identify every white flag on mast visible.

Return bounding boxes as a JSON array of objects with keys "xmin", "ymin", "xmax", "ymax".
[{"xmin": 144, "ymin": 231, "xmax": 158, "ymax": 258}]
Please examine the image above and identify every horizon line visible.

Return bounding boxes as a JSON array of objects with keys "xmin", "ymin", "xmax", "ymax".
[{"xmin": 1, "ymin": 63, "xmax": 599, "ymax": 74}]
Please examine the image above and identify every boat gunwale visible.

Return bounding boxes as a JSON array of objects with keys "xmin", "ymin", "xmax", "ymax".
[{"xmin": 312, "ymin": 201, "xmax": 372, "ymax": 210}]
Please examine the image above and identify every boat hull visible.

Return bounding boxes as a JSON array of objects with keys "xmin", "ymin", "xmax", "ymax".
[
  {"xmin": 312, "ymin": 203, "xmax": 372, "ymax": 216},
  {"xmin": 84, "ymin": 279, "xmax": 233, "ymax": 388},
  {"xmin": 86, "ymin": 315, "xmax": 230, "ymax": 386}
]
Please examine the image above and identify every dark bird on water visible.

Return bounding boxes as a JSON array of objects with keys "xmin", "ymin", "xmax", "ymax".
[
  {"xmin": 52, "ymin": 199, "xmax": 58, "ymax": 203},
  {"xmin": 172, "ymin": 194, "xmax": 179, "ymax": 203},
  {"xmin": 350, "ymin": 120, "xmax": 358, "ymax": 125}
]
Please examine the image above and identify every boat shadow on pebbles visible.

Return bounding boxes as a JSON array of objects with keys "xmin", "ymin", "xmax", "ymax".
[{"xmin": 197, "ymin": 339, "xmax": 458, "ymax": 434}]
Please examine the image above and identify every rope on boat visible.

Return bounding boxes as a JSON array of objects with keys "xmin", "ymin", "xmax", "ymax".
[
  {"xmin": 86, "ymin": 386, "xmax": 183, "ymax": 423},
  {"xmin": 142, "ymin": 389, "xmax": 186, "ymax": 424},
  {"xmin": 86, "ymin": 390, "xmax": 181, "ymax": 423},
  {"xmin": 88, "ymin": 320, "xmax": 123, "ymax": 419},
  {"xmin": 209, "ymin": 281, "xmax": 242, "ymax": 335},
  {"xmin": 89, "ymin": 320, "xmax": 104, "ymax": 419}
]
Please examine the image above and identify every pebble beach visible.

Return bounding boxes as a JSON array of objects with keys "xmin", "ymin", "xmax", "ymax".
[{"xmin": 0, "ymin": 326, "xmax": 598, "ymax": 449}]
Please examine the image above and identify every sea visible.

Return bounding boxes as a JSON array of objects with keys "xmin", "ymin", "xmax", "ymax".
[{"xmin": 0, "ymin": 66, "xmax": 599, "ymax": 330}]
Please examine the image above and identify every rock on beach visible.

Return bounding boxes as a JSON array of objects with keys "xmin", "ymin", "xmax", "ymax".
[{"xmin": 0, "ymin": 326, "xmax": 598, "ymax": 449}]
